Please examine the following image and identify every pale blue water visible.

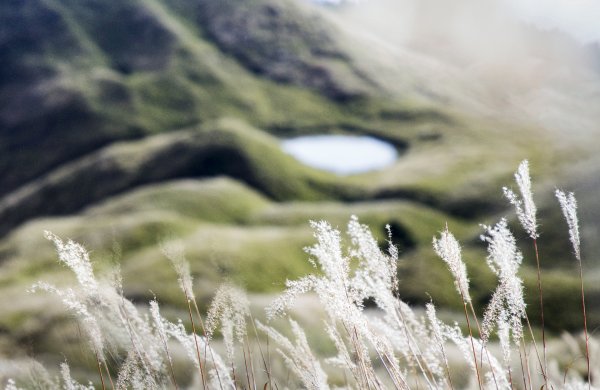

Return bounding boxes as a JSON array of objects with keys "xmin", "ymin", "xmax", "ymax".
[{"xmin": 281, "ymin": 135, "xmax": 398, "ymax": 175}]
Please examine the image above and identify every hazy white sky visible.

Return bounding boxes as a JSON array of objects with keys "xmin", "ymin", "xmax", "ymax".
[
  {"xmin": 505, "ymin": 0, "xmax": 600, "ymax": 43},
  {"xmin": 312, "ymin": 0, "xmax": 600, "ymax": 44}
]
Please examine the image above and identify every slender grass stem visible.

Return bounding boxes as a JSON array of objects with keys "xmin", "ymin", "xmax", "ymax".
[
  {"xmin": 523, "ymin": 313, "xmax": 545, "ymax": 382},
  {"xmin": 532, "ymin": 238, "xmax": 548, "ymax": 389},
  {"xmin": 518, "ymin": 341, "xmax": 529, "ymax": 390},
  {"xmin": 186, "ymin": 297, "xmax": 207, "ymax": 390},
  {"xmin": 434, "ymin": 321, "xmax": 455, "ymax": 390},
  {"xmin": 246, "ymin": 336, "xmax": 257, "ymax": 390},
  {"xmin": 103, "ymin": 361, "xmax": 115, "ymax": 390},
  {"xmin": 250, "ymin": 314, "xmax": 273, "ymax": 389},
  {"xmin": 156, "ymin": 318, "xmax": 179, "ymax": 390},
  {"xmin": 394, "ymin": 305, "xmax": 436, "ymax": 389},
  {"xmin": 460, "ymin": 292, "xmax": 483, "ymax": 390},
  {"xmin": 578, "ymin": 262, "xmax": 591, "ymax": 388},
  {"xmin": 94, "ymin": 350, "xmax": 106, "ymax": 390},
  {"xmin": 468, "ymin": 301, "xmax": 499, "ymax": 389},
  {"xmin": 524, "ymin": 341, "xmax": 533, "ymax": 390},
  {"xmin": 191, "ymin": 298, "xmax": 225, "ymax": 390},
  {"xmin": 243, "ymin": 342, "xmax": 253, "ymax": 390}
]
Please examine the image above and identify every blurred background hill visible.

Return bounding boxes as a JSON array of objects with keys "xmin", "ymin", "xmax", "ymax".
[{"xmin": 1, "ymin": 0, "xmax": 600, "ymax": 380}]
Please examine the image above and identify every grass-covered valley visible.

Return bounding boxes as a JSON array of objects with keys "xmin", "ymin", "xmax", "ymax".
[{"xmin": 2, "ymin": 0, "xmax": 600, "ymax": 386}]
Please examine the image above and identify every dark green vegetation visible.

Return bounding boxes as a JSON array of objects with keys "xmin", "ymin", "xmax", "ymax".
[{"xmin": 1, "ymin": 0, "xmax": 600, "ymax": 381}]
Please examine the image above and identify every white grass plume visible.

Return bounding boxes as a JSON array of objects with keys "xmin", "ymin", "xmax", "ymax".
[
  {"xmin": 480, "ymin": 219, "xmax": 526, "ymax": 344},
  {"xmin": 60, "ymin": 363, "xmax": 94, "ymax": 390},
  {"xmin": 29, "ymin": 282, "xmax": 106, "ymax": 363},
  {"xmin": 161, "ymin": 239, "xmax": 193, "ymax": 297},
  {"xmin": 433, "ymin": 227, "xmax": 471, "ymax": 303},
  {"xmin": 444, "ymin": 323, "xmax": 510, "ymax": 389},
  {"xmin": 43, "ymin": 231, "xmax": 99, "ymax": 295},
  {"xmin": 256, "ymin": 319, "xmax": 329, "ymax": 390},
  {"xmin": 165, "ymin": 318, "xmax": 234, "ymax": 388},
  {"xmin": 556, "ymin": 189, "xmax": 581, "ymax": 261},
  {"xmin": 503, "ymin": 160, "xmax": 538, "ymax": 239},
  {"xmin": 115, "ymin": 350, "xmax": 161, "ymax": 390},
  {"xmin": 205, "ymin": 283, "xmax": 250, "ymax": 365},
  {"xmin": 4, "ymin": 379, "xmax": 22, "ymax": 390},
  {"xmin": 11, "ymin": 170, "xmax": 597, "ymax": 389},
  {"xmin": 425, "ymin": 303, "xmax": 453, "ymax": 387},
  {"xmin": 42, "ymin": 231, "xmax": 236, "ymax": 388},
  {"xmin": 267, "ymin": 220, "xmax": 362, "ymax": 327},
  {"xmin": 497, "ymin": 311, "xmax": 511, "ymax": 370}
]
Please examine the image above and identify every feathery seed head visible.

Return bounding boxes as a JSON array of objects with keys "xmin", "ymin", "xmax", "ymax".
[
  {"xmin": 160, "ymin": 240, "xmax": 193, "ymax": 297},
  {"xmin": 206, "ymin": 283, "xmax": 250, "ymax": 364},
  {"xmin": 306, "ymin": 220, "xmax": 348, "ymax": 284},
  {"xmin": 433, "ymin": 228, "xmax": 471, "ymax": 302},
  {"xmin": 556, "ymin": 189, "xmax": 581, "ymax": 262},
  {"xmin": 348, "ymin": 215, "xmax": 399, "ymax": 309},
  {"xmin": 503, "ymin": 160, "xmax": 538, "ymax": 239},
  {"xmin": 61, "ymin": 362, "xmax": 95, "ymax": 390},
  {"xmin": 497, "ymin": 311, "xmax": 512, "ymax": 369},
  {"xmin": 426, "ymin": 303, "xmax": 444, "ymax": 346},
  {"xmin": 480, "ymin": 218, "xmax": 523, "ymax": 277},
  {"xmin": 266, "ymin": 276, "xmax": 316, "ymax": 320},
  {"xmin": 149, "ymin": 300, "xmax": 168, "ymax": 344},
  {"xmin": 44, "ymin": 231, "xmax": 98, "ymax": 294},
  {"xmin": 480, "ymin": 219, "xmax": 526, "ymax": 344},
  {"xmin": 257, "ymin": 319, "xmax": 329, "ymax": 390},
  {"xmin": 5, "ymin": 379, "xmax": 20, "ymax": 390}
]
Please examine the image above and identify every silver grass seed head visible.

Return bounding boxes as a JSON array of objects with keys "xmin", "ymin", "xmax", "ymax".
[
  {"xmin": 480, "ymin": 219, "xmax": 526, "ymax": 344},
  {"xmin": 4, "ymin": 379, "xmax": 22, "ymax": 390},
  {"xmin": 306, "ymin": 220, "xmax": 348, "ymax": 285},
  {"xmin": 30, "ymin": 282, "xmax": 106, "ymax": 362},
  {"xmin": 256, "ymin": 319, "xmax": 329, "ymax": 390},
  {"xmin": 266, "ymin": 276, "xmax": 315, "ymax": 320},
  {"xmin": 480, "ymin": 218, "xmax": 523, "ymax": 278},
  {"xmin": 556, "ymin": 189, "xmax": 581, "ymax": 262},
  {"xmin": 497, "ymin": 311, "xmax": 512, "ymax": 369},
  {"xmin": 206, "ymin": 283, "xmax": 250, "ymax": 363},
  {"xmin": 44, "ymin": 231, "xmax": 99, "ymax": 294},
  {"xmin": 160, "ymin": 240, "xmax": 194, "ymax": 297},
  {"xmin": 425, "ymin": 303, "xmax": 445, "ymax": 347},
  {"xmin": 433, "ymin": 228, "xmax": 471, "ymax": 303},
  {"xmin": 61, "ymin": 362, "xmax": 95, "ymax": 390},
  {"xmin": 149, "ymin": 300, "xmax": 168, "ymax": 342},
  {"xmin": 503, "ymin": 160, "xmax": 538, "ymax": 239}
]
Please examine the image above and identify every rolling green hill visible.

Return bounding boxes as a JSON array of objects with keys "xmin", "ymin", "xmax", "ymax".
[{"xmin": 2, "ymin": 0, "xmax": 600, "ymax": 382}]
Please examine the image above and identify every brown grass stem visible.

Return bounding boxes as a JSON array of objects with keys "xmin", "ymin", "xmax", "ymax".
[
  {"xmin": 250, "ymin": 314, "xmax": 273, "ymax": 389},
  {"xmin": 191, "ymin": 298, "xmax": 225, "ymax": 390},
  {"xmin": 103, "ymin": 361, "xmax": 115, "ymax": 390},
  {"xmin": 94, "ymin": 350, "xmax": 106, "ymax": 390},
  {"xmin": 394, "ymin": 305, "xmax": 436, "ymax": 389},
  {"xmin": 578, "ymin": 262, "xmax": 591, "ymax": 389},
  {"xmin": 243, "ymin": 342, "xmax": 253, "ymax": 390},
  {"xmin": 460, "ymin": 292, "xmax": 483, "ymax": 390},
  {"xmin": 246, "ymin": 337, "xmax": 257, "ymax": 390},
  {"xmin": 518, "ymin": 342, "xmax": 529, "ymax": 390},
  {"xmin": 532, "ymin": 238, "xmax": 548, "ymax": 389},
  {"xmin": 156, "ymin": 316, "xmax": 179, "ymax": 390},
  {"xmin": 468, "ymin": 301, "xmax": 499, "ymax": 390},
  {"xmin": 119, "ymin": 297, "xmax": 159, "ymax": 383},
  {"xmin": 186, "ymin": 297, "xmax": 207, "ymax": 390},
  {"xmin": 524, "ymin": 313, "xmax": 546, "ymax": 383}
]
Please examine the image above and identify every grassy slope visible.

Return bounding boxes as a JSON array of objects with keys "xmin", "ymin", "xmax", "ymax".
[{"xmin": 1, "ymin": 0, "xmax": 598, "ymax": 378}]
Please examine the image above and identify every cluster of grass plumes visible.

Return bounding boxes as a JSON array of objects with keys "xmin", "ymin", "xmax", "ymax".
[{"xmin": 5, "ymin": 160, "xmax": 597, "ymax": 389}]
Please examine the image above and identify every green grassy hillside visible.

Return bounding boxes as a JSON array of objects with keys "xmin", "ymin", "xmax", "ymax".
[{"xmin": 1, "ymin": 0, "xmax": 600, "ymax": 383}]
